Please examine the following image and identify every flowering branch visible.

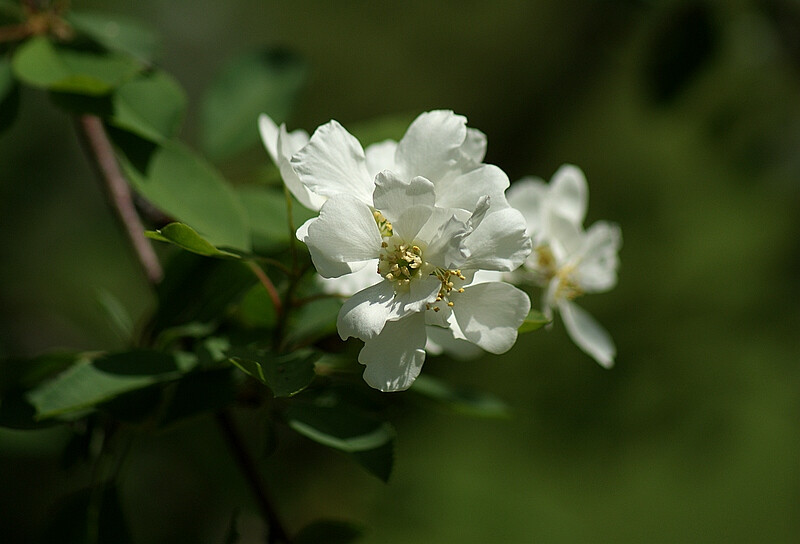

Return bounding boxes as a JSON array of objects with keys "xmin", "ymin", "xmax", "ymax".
[{"xmin": 75, "ymin": 115, "xmax": 164, "ymax": 285}]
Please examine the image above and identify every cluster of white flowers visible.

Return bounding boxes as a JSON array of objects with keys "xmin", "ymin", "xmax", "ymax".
[
  {"xmin": 259, "ymin": 111, "xmax": 621, "ymax": 390},
  {"xmin": 506, "ymin": 165, "xmax": 622, "ymax": 367}
]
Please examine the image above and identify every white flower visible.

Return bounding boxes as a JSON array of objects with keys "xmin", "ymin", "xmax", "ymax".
[
  {"xmin": 302, "ymin": 170, "xmax": 531, "ymax": 392},
  {"xmin": 507, "ymin": 165, "xmax": 622, "ymax": 368}
]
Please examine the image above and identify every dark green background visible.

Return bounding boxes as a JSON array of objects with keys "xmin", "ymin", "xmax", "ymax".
[{"xmin": 1, "ymin": 1, "xmax": 798, "ymax": 542}]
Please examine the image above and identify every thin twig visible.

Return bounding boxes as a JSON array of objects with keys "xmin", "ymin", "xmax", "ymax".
[
  {"xmin": 247, "ymin": 261, "xmax": 283, "ymax": 318},
  {"xmin": 215, "ymin": 410, "xmax": 290, "ymax": 544},
  {"xmin": 76, "ymin": 115, "xmax": 163, "ymax": 285}
]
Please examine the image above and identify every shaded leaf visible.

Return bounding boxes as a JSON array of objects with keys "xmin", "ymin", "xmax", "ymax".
[
  {"xmin": 95, "ymin": 288, "xmax": 134, "ymax": 343},
  {"xmin": 230, "ymin": 350, "xmax": 318, "ymax": 397},
  {"xmin": 294, "ymin": 520, "xmax": 364, "ymax": 544},
  {"xmin": 12, "ymin": 36, "xmax": 140, "ymax": 95},
  {"xmin": 351, "ymin": 440, "xmax": 394, "ymax": 483},
  {"xmin": 236, "ymin": 185, "xmax": 315, "ymax": 255},
  {"xmin": 285, "ymin": 404, "xmax": 394, "ymax": 453},
  {"xmin": 151, "ymin": 253, "xmax": 255, "ymax": 333},
  {"xmin": 41, "ymin": 485, "xmax": 131, "ymax": 544},
  {"xmin": 146, "ymin": 222, "xmax": 240, "ymax": 258},
  {"xmin": 411, "ymin": 374, "xmax": 511, "ymax": 418},
  {"xmin": 284, "ymin": 297, "xmax": 341, "ymax": 346},
  {"xmin": 236, "ymin": 284, "xmax": 278, "ymax": 329},
  {"xmin": 27, "ymin": 351, "xmax": 182, "ymax": 419},
  {"xmin": 118, "ymin": 140, "xmax": 251, "ymax": 251},
  {"xmin": 67, "ymin": 11, "xmax": 161, "ymax": 63},
  {"xmin": 160, "ymin": 367, "xmax": 237, "ymax": 425},
  {"xmin": 518, "ymin": 308, "xmax": 550, "ymax": 333},
  {"xmin": 200, "ymin": 47, "xmax": 307, "ymax": 160},
  {"xmin": 110, "ymin": 70, "xmax": 186, "ymax": 142},
  {"xmin": 0, "ymin": 57, "xmax": 19, "ymax": 132}
]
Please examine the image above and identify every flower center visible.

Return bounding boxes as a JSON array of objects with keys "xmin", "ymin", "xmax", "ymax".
[
  {"xmin": 426, "ymin": 268, "xmax": 466, "ymax": 312},
  {"xmin": 378, "ymin": 242, "xmax": 423, "ymax": 286},
  {"xmin": 555, "ymin": 265, "xmax": 583, "ymax": 301}
]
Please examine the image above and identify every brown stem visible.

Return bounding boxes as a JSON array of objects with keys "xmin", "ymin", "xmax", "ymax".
[
  {"xmin": 247, "ymin": 261, "xmax": 283, "ymax": 318},
  {"xmin": 215, "ymin": 410, "xmax": 290, "ymax": 544},
  {"xmin": 75, "ymin": 115, "xmax": 163, "ymax": 285}
]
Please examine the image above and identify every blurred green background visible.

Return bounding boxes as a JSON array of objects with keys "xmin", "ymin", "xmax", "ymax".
[{"xmin": 1, "ymin": 0, "xmax": 799, "ymax": 542}]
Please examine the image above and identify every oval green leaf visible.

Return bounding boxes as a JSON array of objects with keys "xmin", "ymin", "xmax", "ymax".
[
  {"xmin": 518, "ymin": 308, "xmax": 551, "ymax": 333},
  {"xmin": 67, "ymin": 11, "xmax": 161, "ymax": 63},
  {"xmin": 411, "ymin": 374, "xmax": 511, "ymax": 418},
  {"xmin": 230, "ymin": 350, "xmax": 318, "ymax": 397},
  {"xmin": 285, "ymin": 404, "xmax": 394, "ymax": 453},
  {"xmin": 110, "ymin": 70, "xmax": 186, "ymax": 142},
  {"xmin": 118, "ymin": 140, "xmax": 251, "ymax": 251},
  {"xmin": 12, "ymin": 36, "xmax": 141, "ymax": 95},
  {"xmin": 146, "ymin": 222, "xmax": 240, "ymax": 258}
]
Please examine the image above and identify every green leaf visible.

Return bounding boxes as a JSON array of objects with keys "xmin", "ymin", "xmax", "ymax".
[
  {"xmin": 230, "ymin": 350, "xmax": 318, "ymax": 397},
  {"xmin": 110, "ymin": 70, "xmax": 186, "ymax": 142},
  {"xmin": 146, "ymin": 222, "xmax": 241, "ymax": 258},
  {"xmin": 160, "ymin": 368, "xmax": 237, "ymax": 425},
  {"xmin": 152, "ymin": 253, "xmax": 255, "ymax": 333},
  {"xmin": 285, "ymin": 404, "xmax": 394, "ymax": 453},
  {"xmin": 26, "ymin": 351, "xmax": 182, "ymax": 419},
  {"xmin": 0, "ymin": 57, "xmax": 19, "ymax": 132},
  {"xmin": 67, "ymin": 11, "xmax": 161, "ymax": 63},
  {"xmin": 518, "ymin": 308, "xmax": 551, "ymax": 333},
  {"xmin": 95, "ymin": 288, "xmax": 134, "ymax": 343},
  {"xmin": 236, "ymin": 284, "xmax": 278, "ymax": 329},
  {"xmin": 411, "ymin": 374, "xmax": 511, "ymax": 418},
  {"xmin": 118, "ymin": 140, "xmax": 251, "ymax": 250},
  {"xmin": 12, "ymin": 36, "xmax": 140, "ymax": 95},
  {"xmin": 200, "ymin": 47, "xmax": 307, "ymax": 160},
  {"xmin": 294, "ymin": 520, "xmax": 364, "ymax": 544},
  {"xmin": 236, "ymin": 185, "xmax": 315, "ymax": 255},
  {"xmin": 285, "ymin": 297, "xmax": 341, "ymax": 346}
]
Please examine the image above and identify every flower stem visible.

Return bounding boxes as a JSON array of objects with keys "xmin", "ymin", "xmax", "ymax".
[
  {"xmin": 215, "ymin": 410, "xmax": 290, "ymax": 544},
  {"xmin": 75, "ymin": 115, "xmax": 163, "ymax": 285},
  {"xmin": 247, "ymin": 261, "xmax": 283, "ymax": 318}
]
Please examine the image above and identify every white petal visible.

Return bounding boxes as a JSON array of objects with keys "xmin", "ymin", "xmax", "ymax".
[
  {"xmin": 306, "ymin": 196, "xmax": 381, "ymax": 277},
  {"xmin": 545, "ymin": 210, "xmax": 584, "ymax": 263},
  {"xmin": 506, "ymin": 177, "xmax": 547, "ymax": 241},
  {"xmin": 425, "ymin": 325, "xmax": 484, "ymax": 360},
  {"xmin": 258, "ymin": 114, "xmax": 280, "ymax": 161},
  {"xmin": 559, "ymin": 300, "xmax": 615, "ymax": 368},
  {"xmin": 451, "ymin": 282, "xmax": 531, "ymax": 353},
  {"xmin": 575, "ymin": 221, "xmax": 622, "ymax": 293},
  {"xmin": 297, "ymin": 218, "xmax": 360, "ymax": 277},
  {"xmin": 291, "ymin": 120, "xmax": 374, "ymax": 205},
  {"xmin": 373, "ymin": 171, "xmax": 435, "ymax": 226},
  {"xmin": 462, "ymin": 207, "xmax": 532, "ymax": 272},
  {"xmin": 395, "ymin": 110, "xmax": 467, "ymax": 182},
  {"xmin": 419, "ymin": 209, "xmax": 470, "ymax": 269},
  {"xmin": 338, "ymin": 275, "xmax": 440, "ymax": 341},
  {"xmin": 394, "ymin": 204, "xmax": 434, "ymax": 242},
  {"xmin": 360, "ymin": 312, "xmax": 427, "ymax": 392},
  {"xmin": 277, "ymin": 125, "xmax": 326, "ymax": 211},
  {"xmin": 318, "ymin": 259, "xmax": 382, "ymax": 296},
  {"xmin": 461, "ymin": 127, "xmax": 487, "ymax": 164},
  {"xmin": 365, "ymin": 140, "xmax": 398, "ymax": 179},
  {"xmin": 549, "ymin": 164, "xmax": 588, "ymax": 225},
  {"xmin": 337, "ymin": 281, "xmax": 396, "ymax": 340},
  {"xmin": 435, "ymin": 164, "xmax": 510, "ymax": 212}
]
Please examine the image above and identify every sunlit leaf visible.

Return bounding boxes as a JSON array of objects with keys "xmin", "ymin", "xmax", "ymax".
[
  {"xmin": 518, "ymin": 308, "xmax": 550, "ymax": 333},
  {"xmin": 67, "ymin": 11, "xmax": 161, "ymax": 63},
  {"xmin": 411, "ymin": 374, "xmax": 511, "ymax": 418},
  {"xmin": 230, "ymin": 350, "xmax": 318, "ymax": 397},
  {"xmin": 110, "ymin": 70, "xmax": 186, "ymax": 142},
  {"xmin": 27, "ymin": 351, "xmax": 182, "ymax": 419},
  {"xmin": 146, "ymin": 222, "xmax": 241, "ymax": 258},
  {"xmin": 118, "ymin": 140, "xmax": 251, "ymax": 251},
  {"xmin": 294, "ymin": 520, "xmax": 364, "ymax": 544},
  {"xmin": 12, "ymin": 36, "xmax": 140, "ymax": 95},
  {"xmin": 200, "ymin": 47, "xmax": 307, "ymax": 160}
]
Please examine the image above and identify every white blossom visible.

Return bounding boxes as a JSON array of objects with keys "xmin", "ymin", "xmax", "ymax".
[
  {"xmin": 285, "ymin": 111, "xmax": 532, "ymax": 391},
  {"xmin": 507, "ymin": 165, "xmax": 621, "ymax": 368}
]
